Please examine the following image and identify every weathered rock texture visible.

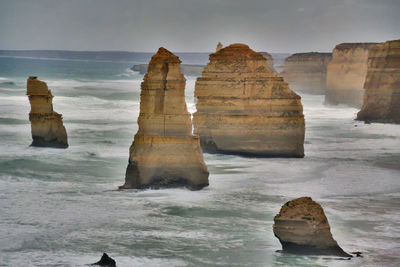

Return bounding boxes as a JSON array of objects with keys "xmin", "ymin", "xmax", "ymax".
[
  {"xmin": 27, "ymin": 77, "xmax": 68, "ymax": 148},
  {"xmin": 260, "ymin": 52, "xmax": 276, "ymax": 73},
  {"xmin": 193, "ymin": 43, "xmax": 305, "ymax": 157},
  {"xmin": 357, "ymin": 40, "xmax": 400, "ymax": 123},
  {"xmin": 281, "ymin": 52, "xmax": 332, "ymax": 94},
  {"xmin": 273, "ymin": 197, "xmax": 351, "ymax": 257},
  {"xmin": 121, "ymin": 48, "xmax": 209, "ymax": 190},
  {"xmin": 325, "ymin": 43, "xmax": 378, "ymax": 108},
  {"xmin": 131, "ymin": 64, "xmax": 205, "ymax": 77}
]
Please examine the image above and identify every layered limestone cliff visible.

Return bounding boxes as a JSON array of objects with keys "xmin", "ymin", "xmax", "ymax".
[
  {"xmin": 27, "ymin": 77, "xmax": 68, "ymax": 148},
  {"xmin": 281, "ymin": 52, "xmax": 332, "ymax": 94},
  {"xmin": 325, "ymin": 43, "xmax": 377, "ymax": 108},
  {"xmin": 273, "ymin": 197, "xmax": 351, "ymax": 257},
  {"xmin": 121, "ymin": 48, "xmax": 209, "ymax": 190},
  {"xmin": 193, "ymin": 43, "xmax": 305, "ymax": 157},
  {"xmin": 357, "ymin": 40, "xmax": 400, "ymax": 123}
]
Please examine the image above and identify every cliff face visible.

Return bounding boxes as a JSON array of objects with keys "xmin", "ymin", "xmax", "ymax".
[
  {"xmin": 325, "ymin": 43, "xmax": 377, "ymax": 108},
  {"xmin": 273, "ymin": 197, "xmax": 351, "ymax": 257},
  {"xmin": 357, "ymin": 40, "xmax": 400, "ymax": 123},
  {"xmin": 27, "ymin": 77, "xmax": 68, "ymax": 148},
  {"xmin": 121, "ymin": 48, "xmax": 209, "ymax": 190},
  {"xmin": 281, "ymin": 52, "xmax": 332, "ymax": 94},
  {"xmin": 193, "ymin": 43, "xmax": 305, "ymax": 157}
]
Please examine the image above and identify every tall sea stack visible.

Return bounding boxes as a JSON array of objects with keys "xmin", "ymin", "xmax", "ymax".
[
  {"xmin": 27, "ymin": 77, "xmax": 68, "ymax": 148},
  {"xmin": 357, "ymin": 40, "xmax": 400, "ymax": 123},
  {"xmin": 193, "ymin": 43, "xmax": 305, "ymax": 157},
  {"xmin": 273, "ymin": 197, "xmax": 351, "ymax": 257},
  {"xmin": 121, "ymin": 48, "xmax": 209, "ymax": 190},
  {"xmin": 325, "ymin": 43, "xmax": 377, "ymax": 108},
  {"xmin": 281, "ymin": 52, "xmax": 332, "ymax": 94}
]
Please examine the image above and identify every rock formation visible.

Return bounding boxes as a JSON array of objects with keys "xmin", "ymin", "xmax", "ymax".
[
  {"xmin": 357, "ymin": 40, "xmax": 400, "ymax": 123},
  {"xmin": 273, "ymin": 197, "xmax": 351, "ymax": 257},
  {"xmin": 259, "ymin": 52, "xmax": 276, "ymax": 73},
  {"xmin": 325, "ymin": 43, "xmax": 378, "ymax": 108},
  {"xmin": 131, "ymin": 64, "xmax": 205, "ymax": 77},
  {"xmin": 27, "ymin": 77, "xmax": 68, "ymax": 148},
  {"xmin": 121, "ymin": 47, "xmax": 209, "ymax": 190},
  {"xmin": 281, "ymin": 52, "xmax": 332, "ymax": 94},
  {"xmin": 216, "ymin": 42, "xmax": 223, "ymax": 52},
  {"xmin": 91, "ymin": 253, "xmax": 116, "ymax": 266},
  {"xmin": 193, "ymin": 43, "xmax": 305, "ymax": 157}
]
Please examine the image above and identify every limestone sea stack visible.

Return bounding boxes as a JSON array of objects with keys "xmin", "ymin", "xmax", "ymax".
[
  {"xmin": 193, "ymin": 44, "xmax": 305, "ymax": 157},
  {"xmin": 357, "ymin": 40, "xmax": 400, "ymax": 123},
  {"xmin": 281, "ymin": 52, "xmax": 332, "ymax": 94},
  {"xmin": 273, "ymin": 197, "xmax": 351, "ymax": 257},
  {"xmin": 325, "ymin": 43, "xmax": 378, "ymax": 108},
  {"xmin": 27, "ymin": 77, "xmax": 68, "ymax": 148},
  {"xmin": 121, "ymin": 48, "xmax": 209, "ymax": 190}
]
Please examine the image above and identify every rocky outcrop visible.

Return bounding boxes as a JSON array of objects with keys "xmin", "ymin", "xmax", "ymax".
[
  {"xmin": 259, "ymin": 52, "xmax": 276, "ymax": 73},
  {"xmin": 27, "ymin": 77, "xmax": 68, "ymax": 148},
  {"xmin": 91, "ymin": 253, "xmax": 116, "ymax": 266},
  {"xmin": 121, "ymin": 48, "xmax": 209, "ymax": 190},
  {"xmin": 131, "ymin": 64, "xmax": 205, "ymax": 77},
  {"xmin": 273, "ymin": 197, "xmax": 351, "ymax": 257},
  {"xmin": 281, "ymin": 52, "xmax": 332, "ymax": 94},
  {"xmin": 325, "ymin": 43, "xmax": 378, "ymax": 108},
  {"xmin": 357, "ymin": 40, "xmax": 400, "ymax": 123},
  {"xmin": 193, "ymin": 43, "xmax": 305, "ymax": 157},
  {"xmin": 216, "ymin": 42, "xmax": 223, "ymax": 52}
]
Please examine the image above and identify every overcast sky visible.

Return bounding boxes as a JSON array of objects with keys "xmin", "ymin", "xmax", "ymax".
[{"xmin": 0, "ymin": 0, "xmax": 398, "ymax": 53}]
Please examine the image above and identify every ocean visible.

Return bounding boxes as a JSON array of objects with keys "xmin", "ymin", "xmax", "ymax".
[{"xmin": 0, "ymin": 56, "xmax": 399, "ymax": 266}]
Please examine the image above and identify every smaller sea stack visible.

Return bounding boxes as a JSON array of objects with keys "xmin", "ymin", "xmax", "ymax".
[
  {"xmin": 121, "ymin": 48, "xmax": 209, "ymax": 190},
  {"xmin": 27, "ymin": 77, "xmax": 68, "ymax": 148},
  {"xmin": 281, "ymin": 52, "xmax": 332, "ymax": 94},
  {"xmin": 273, "ymin": 197, "xmax": 351, "ymax": 257},
  {"xmin": 357, "ymin": 40, "xmax": 400, "ymax": 123}
]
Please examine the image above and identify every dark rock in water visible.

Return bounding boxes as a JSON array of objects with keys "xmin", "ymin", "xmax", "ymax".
[
  {"xmin": 273, "ymin": 197, "xmax": 351, "ymax": 257},
  {"xmin": 91, "ymin": 253, "xmax": 116, "ymax": 266},
  {"xmin": 364, "ymin": 120, "xmax": 371, "ymax": 124}
]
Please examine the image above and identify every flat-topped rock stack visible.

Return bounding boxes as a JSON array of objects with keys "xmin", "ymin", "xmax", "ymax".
[
  {"xmin": 273, "ymin": 197, "xmax": 351, "ymax": 257},
  {"xmin": 193, "ymin": 43, "xmax": 305, "ymax": 157},
  {"xmin": 26, "ymin": 77, "xmax": 68, "ymax": 148},
  {"xmin": 325, "ymin": 43, "xmax": 378, "ymax": 108},
  {"xmin": 281, "ymin": 52, "xmax": 332, "ymax": 94},
  {"xmin": 357, "ymin": 40, "xmax": 400, "ymax": 123},
  {"xmin": 121, "ymin": 47, "xmax": 209, "ymax": 190}
]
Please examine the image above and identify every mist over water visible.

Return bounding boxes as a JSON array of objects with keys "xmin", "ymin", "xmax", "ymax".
[{"xmin": 0, "ymin": 57, "xmax": 399, "ymax": 266}]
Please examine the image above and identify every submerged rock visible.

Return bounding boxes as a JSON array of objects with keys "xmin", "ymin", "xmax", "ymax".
[
  {"xmin": 120, "ymin": 47, "xmax": 209, "ymax": 190},
  {"xmin": 193, "ymin": 43, "xmax": 305, "ymax": 157},
  {"xmin": 357, "ymin": 40, "xmax": 400, "ymax": 124},
  {"xmin": 325, "ymin": 43, "xmax": 378, "ymax": 108},
  {"xmin": 26, "ymin": 77, "xmax": 68, "ymax": 148},
  {"xmin": 273, "ymin": 197, "xmax": 351, "ymax": 257},
  {"xmin": 91, "ymin": 253, "xmax": 116, "ymax": 266},
  {"xmin": 281, "ymin": 52, "xmax": 332, "ymax": 94}
]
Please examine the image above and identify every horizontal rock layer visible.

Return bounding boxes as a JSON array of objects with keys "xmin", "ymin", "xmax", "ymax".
[
  {"xmin": 357, "ymin": 40, "xmax": 400, "ymax": 123},
  {"xmin": 193, "ymin": 43, "xmax": 305, "ymax": 157}
]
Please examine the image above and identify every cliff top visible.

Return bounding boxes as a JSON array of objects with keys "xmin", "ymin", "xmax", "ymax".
[
  {"xmin": 335, "ymin": 42, "xmax": 379, "ymax": 51},
  {"xmin": 286, "ymin": 52, "xmax": 332, "ymax": 61},
  {"xmin": 149, "ymin": 47, "xmax": 181, "ymax": 64},
  {"xmin": 210, "ymin": 43, "xmax": 266, "ymax": 60}
]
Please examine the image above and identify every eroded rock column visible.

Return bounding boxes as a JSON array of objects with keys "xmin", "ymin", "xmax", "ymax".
[
  {"xmin": 121, "ymin": 48, "xmax": 209, "ymax": 190},
  {"xmin": 27, "ymin": 77, "xmax": 68, "ymax": 148},
  {"xmin": 193, "ymin": 43, "xmax": 305, "ymax": 157}
]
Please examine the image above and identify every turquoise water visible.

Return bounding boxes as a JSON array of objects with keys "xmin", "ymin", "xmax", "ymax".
[{"xmin": 0, "ymin": 57, "xmax": 400, "ymax": 266}]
